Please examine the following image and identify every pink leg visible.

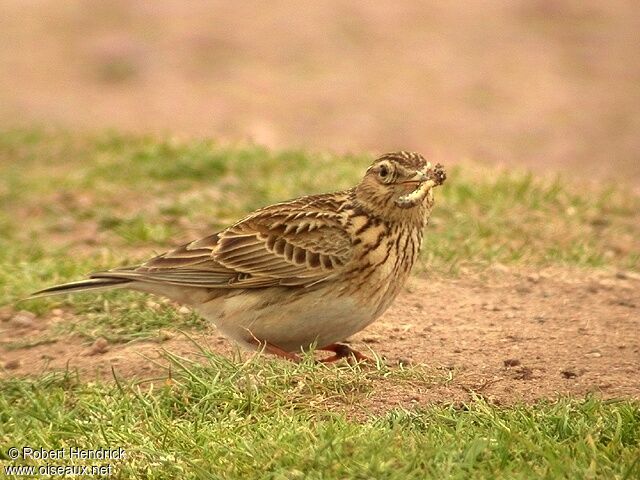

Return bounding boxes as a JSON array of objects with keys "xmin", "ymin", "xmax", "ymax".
[
  {"xmin": 318, "ymin": 343, "xmax": 372, "ymax": 363},
  {"xmin": 247, "ymin": 338, "xmax": 301, "ymax": 362}
]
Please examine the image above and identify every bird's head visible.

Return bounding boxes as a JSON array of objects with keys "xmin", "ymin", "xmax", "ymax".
[{"xmin": 355, "ymin": 151, "xmax": 446, "ymax": 221}]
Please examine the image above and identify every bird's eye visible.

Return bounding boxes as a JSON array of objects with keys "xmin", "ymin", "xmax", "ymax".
[{"xmin": 379, "ymin": 165, "xmax": 389, "ymax": 178}]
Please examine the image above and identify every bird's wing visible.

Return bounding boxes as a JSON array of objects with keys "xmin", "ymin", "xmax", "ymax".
[{"xmin": 93, "ymin": 195, "xmax": 353, "ymax": 289}]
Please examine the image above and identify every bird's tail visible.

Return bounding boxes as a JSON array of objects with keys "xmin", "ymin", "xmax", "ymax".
[{"xmin": 28, "ymin": 277, "xmax": 131, "ymax": 299}]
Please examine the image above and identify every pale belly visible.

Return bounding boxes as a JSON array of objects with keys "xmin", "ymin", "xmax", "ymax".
[{"xmin": 195, "ymin": 286, "xmax": 377, "ymax": 352}]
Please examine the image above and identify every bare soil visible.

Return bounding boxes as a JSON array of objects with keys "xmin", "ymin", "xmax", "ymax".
[{"xmin": 2, "ymin": 268, "xmax": 638, "ymax": 410}]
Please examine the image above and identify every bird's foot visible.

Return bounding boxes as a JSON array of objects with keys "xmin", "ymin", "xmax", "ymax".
[
  {"xmin": 318, "ymin": 343, "xmax": 372, "ymax": 364},
  {"xmin": 247, "ymin": 335, "xmax": 371, "ymax": 364},
  {"xmin": 248, "ymin": 338, "xmax": 301, "ymax": 362}
]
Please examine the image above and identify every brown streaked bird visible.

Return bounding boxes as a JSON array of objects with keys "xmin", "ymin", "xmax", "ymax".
[{"xmin": 32, "ymin": 152, "xmax": 446, "ymax": 362}]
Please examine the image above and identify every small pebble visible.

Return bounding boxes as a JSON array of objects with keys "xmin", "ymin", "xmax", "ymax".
[
  {"xmin": 157, "ymin": 329, "xmax": 174, "ymax": 341},
  {"xmin": 616, "ymin": 271, "xmax": 640, "ymax": 281},
  {"xmin": 503, "ymin": 358, "xmax": 521, "ymax": 367},
  {"xmin": 514, "ymin": 366, "xmax": 534, "ymax": 380},
  {"xmin": 491, "ymin": 263, "xmax": 510, "ymax": 273},
  {"xmin": 11, "ymin": 311, "xmax": 37, "ymax": 329},
  {"xmin": 527, "ymin": 273, "xmax": 541, "ymax": 283},
  {"xmin": 85, "ymin": 337, "xmax": 109, "ymax": 356},
  {"xmin": 482, "ymin": 303, "xmax": 501, "ymax": 312},
  {"xmin": 178, "ymin": 306, "xmax": 191, "ymax": 315},
  {"xmin": 360, "ymin": 336, "xmax": 381, "ymax": 344},
  {"xmin": 3, "ymin": 359, "xmax": 22, "ymax": 370},
  {"xmin": 0, "ymin": 306, "xmax": 13, "ymax": 322}
]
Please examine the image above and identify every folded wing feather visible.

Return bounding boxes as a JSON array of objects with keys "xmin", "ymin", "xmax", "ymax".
[{"xmin": 92, "ymin": 203, "xmax": 352, "ymax": 289}]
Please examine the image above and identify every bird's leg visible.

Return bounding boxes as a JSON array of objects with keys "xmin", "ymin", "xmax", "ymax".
[
  {"xmin": 318, "ymin": 343, "xmax": 372, "ymax": 364},
  {"xmin": 246, "ymin": 335, "xmax": 301, "ymax": 362},
  {"xmin": 262, "ymin": 342, "xmax": 301, "ymax": 362}
]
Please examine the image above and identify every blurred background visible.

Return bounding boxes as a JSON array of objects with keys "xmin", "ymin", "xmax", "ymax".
[{"xmin": 1, "ymin": 0, "xmax": 639, "ymax": 182}]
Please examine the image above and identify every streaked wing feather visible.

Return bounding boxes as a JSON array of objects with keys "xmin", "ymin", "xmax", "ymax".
[{"xmin": 93, "ymin": 193, "xmax": 353, "ymax": 289}]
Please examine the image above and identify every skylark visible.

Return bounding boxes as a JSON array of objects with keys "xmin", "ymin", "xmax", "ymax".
[{"xmin": 32, "ymin": 152, "xmax": 446, "ymax": 362}]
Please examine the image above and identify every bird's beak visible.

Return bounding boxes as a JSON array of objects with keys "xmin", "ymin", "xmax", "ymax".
[
  {"xmin": 402, "ymin": 165, "xmax": 430, "ymax": 185},
  {"xmin": 409, "ymin": 170, "xmax": 428, "ymax": 183}
]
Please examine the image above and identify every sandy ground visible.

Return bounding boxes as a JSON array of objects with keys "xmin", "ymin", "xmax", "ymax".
[
  {"xmin": 2, "ymin": 268, "xmax": 638, "ymax": 410},
  {"xmin": 1, "ymin": 0, "xmax": 639, "ymax": 182}
]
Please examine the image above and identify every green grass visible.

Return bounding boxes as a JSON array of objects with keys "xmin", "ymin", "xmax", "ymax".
[{"xmin": 1, "ymin": 350, "xmax": 639, "ymax": 479}]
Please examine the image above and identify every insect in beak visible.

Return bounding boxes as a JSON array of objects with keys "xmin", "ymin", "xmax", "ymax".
[{"xmin": 395, "ymin": 162, "xmax": 446, "ymax": 209}]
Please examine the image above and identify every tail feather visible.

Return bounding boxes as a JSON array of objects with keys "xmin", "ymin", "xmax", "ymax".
[{"xmin": 29, "ymin": 277, "xmax": 131, "ymax": 299}]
